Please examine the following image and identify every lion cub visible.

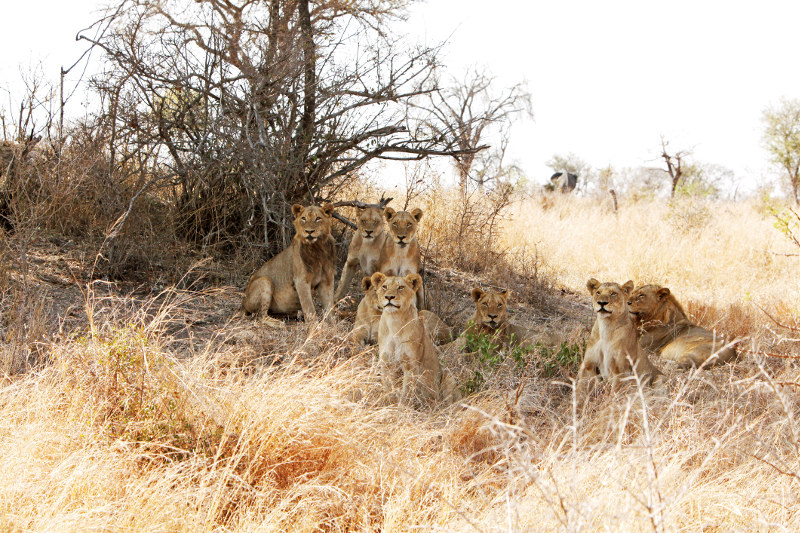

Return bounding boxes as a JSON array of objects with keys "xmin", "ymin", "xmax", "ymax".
[
  {"xmin": 239, "ymin": 204, "xmax": 336, "ymax": 323},
  {"xmin": 334, "ymin": 206, "xmax": 387, "ymax": 302},
  {"xmin": 579, "ymin": 278, "xmax": 661, "ymax": 390},
  {"xmin": 378, "ymin": 207, "xmax": 425, "ymax": 309},
  {"xmin": 629, "ymin": 284, "xmax": 737, "ymax": 368},
  {"xmin": 371, "ymin": 272, "xmax": 460, "ymax": 406},
  {"xmin": 353, "ymin": 276, "xmax": 453, "ymax": 345},
  {"xmin": 462, "ymin": 288, "xmax": 530, "ymax": 349}
]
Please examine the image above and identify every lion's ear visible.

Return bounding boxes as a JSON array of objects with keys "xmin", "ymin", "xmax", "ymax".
[
  {"xmin": 321, "ymin": 203, "xmax": 335, "ymax": 217},
  {"xmin": 291, "ymin": 204, "xmax": 304, "ymax": 217},
  {"xmin": 405, "ymin": 273, "xmax": 422, "ymax": 293},
  {"xmin": 370, "ymin": 272, "xmax": 386, "ymax": 288},
  {"xmin": 361, "ymin": 276, "xmax": 372, "ymax": 292},
  {"xmin": 471, "ymin": 287, "xmax": 484, "ymax": 302},
  {"xmin": 586, "ymin": 278, "xmax": 600, "ymax": 293},
  {"xmin": 383, "ymin": 207, "xmax": 395, "ymax": 221},
  {"xmin": 499, "ymin": 288, "xmax": 510, "ymax": 301},
  {"xmin": 621, "ymin": 280, "xmax": 634, "ymax": 295},
  {"xmin": 410, "ymin": 208, "xmax": 423, "ymax": 222},
  {"xmin": 657, "ymin": 287, "xmax": 671, "ymax": 300}
]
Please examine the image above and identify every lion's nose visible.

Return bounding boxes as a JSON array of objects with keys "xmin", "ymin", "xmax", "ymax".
[
  {"xmin": 305, "ymin": 229, "xmax": 314, "ymax": 234},
  {"xmin": 365, "ymin": 230, "xmax": 373, "ymax": 236},
  {"xmin": 385, "ymin": 294, "xmax": 395, "ymax": 301},
  {"xmin": 597, "ymin": 301, "xmax": 608, "ymax": 307},
  {"xmin": 488, "ymin": 314, "xmax": 498, "ymax": 320}
]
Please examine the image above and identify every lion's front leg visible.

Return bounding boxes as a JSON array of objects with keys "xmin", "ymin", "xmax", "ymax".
[
  {"xmin": 294, "ymin": 278, "xmax": 317, "ymax": 321},
  {"xmin": 334, "ymin": 256, "xmax": 359, "ymax": 302},
  {"xmin": 317, "ymin": 270, "xmax": 335, "ymax": 319}
]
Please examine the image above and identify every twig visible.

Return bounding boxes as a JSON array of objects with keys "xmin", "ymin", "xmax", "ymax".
[
  {"xmin": 756, "ymin": 305, "xmax": 800, "ymax": 333},
  {"xmin": 326, "ymin": 195, "xmax": 394, "ymax": 229},
  {"xmin": 740, "ymin": 347, "xmax": 800, "ymax": 359}
]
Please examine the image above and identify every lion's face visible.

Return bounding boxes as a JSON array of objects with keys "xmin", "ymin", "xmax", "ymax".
[
  {"xmin": 357, "ymin": 207, "xmax": 385, "ymax": 241},
  {"xmin": 361, "ymin": 276, "xmax": 382, "ymax": 312},
  {"xmin": 384, "ymin": 207, "xmax": 422, "ymax": 248},
  {"xmin": 292, "ymin": 203, "xmax": 334, "ymax": 243},
  {"xmin": 628, "ymin": 284, "xmax": 671, "ymax": 324},
  {"xmin": 587, "ymin": 278, "xmax": 634, "ymax": 320},
  {"xmin": 370, "ymin": 272, "xmax": 422, "ymax": 314},
  {"xmin": 471, "ymin": 288, "xmax": 509, "ymax": 330}
]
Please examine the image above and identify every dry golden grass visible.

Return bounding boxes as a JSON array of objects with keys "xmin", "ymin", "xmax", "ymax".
[{"xmin": 1, "ymin": 192, "xmax": 800, "ymax": 531}]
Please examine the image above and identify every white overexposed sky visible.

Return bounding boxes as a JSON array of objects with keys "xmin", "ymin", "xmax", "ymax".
[{"xmin": 2, "ymin": 0, "xmax": 799, "ymax": 190}]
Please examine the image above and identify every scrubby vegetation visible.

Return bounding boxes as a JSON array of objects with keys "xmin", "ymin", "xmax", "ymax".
[
  {"xmin": 1, "ymin": 177, "xmax": 800, "ymax": 529},
  {"xmin": 2, "ymin": 1, "xmax": 800, "ymax": 529}
]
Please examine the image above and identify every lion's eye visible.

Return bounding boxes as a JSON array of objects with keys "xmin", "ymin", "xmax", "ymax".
[
  {"xmin": 397, "ymin": 286, "xmax": 404, "ymax": 291},
  {"xmin": 498, "ymin": 304, "xmax": 503, "ymax": 309},
  {"xmin": 392, "ymin": 223, "xmax": 398, "ymax": 228},
  {"xmin": 301, "ymin": 217, "xmax": 306, "ymax": 222},
  {"xmin": 406, "ymin": 223, "xmax": 411, "ymax": 229},
  {"xmin": 315, "ymin": 217, "xmax": 321, "ymax": 222},
  {"xmin": 483, "ymin": 302, "xmax": 488, "ymax": 307}
]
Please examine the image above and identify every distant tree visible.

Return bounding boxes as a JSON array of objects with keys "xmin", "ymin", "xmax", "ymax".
[
  {"xmin": 659, "ymin": 137, "xmax": 694, "ymax": 198},
  {"xmin": 763, "ymin": 98, "xmax": 800, "ymax": 203},
  {"xmin": 422, "ymin": 68, "xmax": 532, "ymax": 190},
  {"xmin": 545, "ymin": 152, "xmax": 589, "ymax": 177}
]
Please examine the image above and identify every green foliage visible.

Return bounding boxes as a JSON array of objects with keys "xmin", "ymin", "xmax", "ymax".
[
  {"xmin": 460, "ymin": 324, "xmax": 586, "ymax": 395},
  {"xmin": 538, "ymin": 339, "xmax": 585, "ymax": 378},
  {"xmin": 763, "ymin": 98, "xmax": 800, "ymax": 202},
  {"xmin": 770, "ymin": 206, "xmax": 800, "ymax": 249}
]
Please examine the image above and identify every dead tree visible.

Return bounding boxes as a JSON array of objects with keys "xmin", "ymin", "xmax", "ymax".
[{"xmin": 82, "ymin": 0, "xmax": 482, "ymax": 254}]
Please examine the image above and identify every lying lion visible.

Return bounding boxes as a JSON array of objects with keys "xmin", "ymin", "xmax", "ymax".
[
  {"xmin": 579, "ymin": 278, "xmax": 661, "ymax": 390},
  {"xmin": 461, "ymin": 287, "xmax": 531, "ymax": 349},
  {"xmin": 238, "ymin": 203, "xmax": 336, "ymax": 324},
  {"xmin": 378, "ymin": 207, "xmax": 425, "ymax": 309},
  {"xmin": 628, "ymin": 284, "xmax": 738, "ymax": 368},
  {"xmin": 334, "ymin": 206, "xmax": 387, "ymax": 302},
  {"xmin": 371, "ymin": 272, "xmax": 460, "ymax": 406}
]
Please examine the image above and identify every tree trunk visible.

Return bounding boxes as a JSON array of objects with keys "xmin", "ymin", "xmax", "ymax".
[{"xmin": 298, "ymin": 0, "xmax": 316, "ymax": 186}]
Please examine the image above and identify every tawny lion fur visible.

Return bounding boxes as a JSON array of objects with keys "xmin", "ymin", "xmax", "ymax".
[
  {"xmin": 461, "ymin": 288, "xmax": 531, "ymax": 349},
  {"xmin": 371, "ymin": 272, "xmax": 460, "ymax": 406},
  {"xmin": 579, "ymin": 278, "xmax": 661, "ymax": 390},
  {"xmin": 239, "ymin": 204, "xmax": 336, "ymax": 323},
  {"xmin": 334, "ymin": 206, "xmax": 387, "ymax": 302},
  {"xmin": 628, "ymin": 284, "xmax": 738, "ymax": 368},
  {"xmin": 353, "ymin": 276, "xmax": 452, "ymax": 345},
  {"xmin": 378, "ymin": 207, "xmax": 425, "ymax": 309}
]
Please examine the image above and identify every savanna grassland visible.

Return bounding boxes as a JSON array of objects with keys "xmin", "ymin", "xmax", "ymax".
[{"xmin": 1, "ymin": 185, "xmax": 799, "ymax": 532}]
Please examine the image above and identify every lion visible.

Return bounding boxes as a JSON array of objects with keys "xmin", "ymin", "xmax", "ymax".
[
  {"xmin": 333, "ymin": 206, "xmax": 387, "ymax": 302},
  {"xmin": 378, "ymin": 207, "xmax": 425, "ymax": 309},
  {"xmin": 628, "ymin": 284, "xmax": 738, "ymax": 368},
  {"xmin": 353, "ymin": 276, "xmax": 453, "ymax": 345},
  {"xmin": 371, "ymin": 272, "xmax": 460, "ymax": 406},
  {"xmin": 461, "ymin": 288, "xmax": 531, "ymax": 349},
  {"xmin": 238, "ymin": 203, "xmax": 336, "ymax": 324},
  {"xmin": 578, "ymin": 278, "xmax": 661, "ymax": 390}
]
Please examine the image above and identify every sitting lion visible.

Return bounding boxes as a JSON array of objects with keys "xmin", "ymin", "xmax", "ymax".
[
  {"xmin": 461, "ymin": 288, "xmax": 531, "ymax": 349},
  {"xmin": 371, "ymin": 272, "xmax": 460, "ymax": 406},
  {"xmin": 579, "ymin": 278, "xmax": 661, "ymax": 390},
  {"xmin": 378, "ymin": 207, "xmax": 425, "ymax": 309},
  {"xmin": 628, "ymin": 284, "xmax": 737, "ymax": 368},
  {"xmin": 334, "ymin": 206, "xmax": 387, "ymax": 302},
  {"xmin": 353, "ymin": 276, "xmax": 453, "ymax": 345},
  {"xmin": 238, "ymin": 203, "xmax": 336, "ymax": 324}
]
